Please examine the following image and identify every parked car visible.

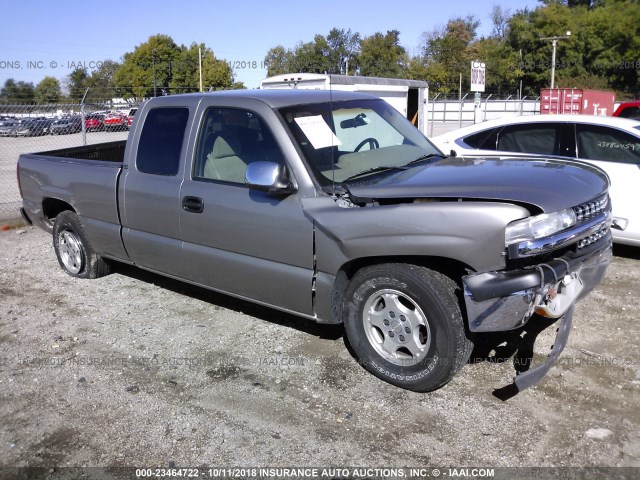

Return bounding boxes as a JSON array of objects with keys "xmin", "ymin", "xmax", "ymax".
[
  {"xmin": 50, "ymin": 116, "xmax": 83, "ymax": 135},
  {"xmin": 12, "ymin": 117, "xmax": 53, "ymax": 137},
  {"xmin": 0, "ymin": 118, "xmax": 19, "ymax": 136},
  {"xmin": 126, "ymin": 107, "xmax": 137, "ymax": 128},
  {"xmin": 18, "ymin": 90, "xmax": 612, "ymax": 393},
  {"xmin": 613, "ymin": 101, "xmax": 640, "ymax": 120},
  {"xmin": 85, "ymin": 114, "xmax": 105, "ymax": 132},
  {"xmin": 432, "ymin": 114, "xmax": 640, "ymax": 246},
  {"xmin": 103, "ymin": 112, "xmax": 128, "ymax": 130}
]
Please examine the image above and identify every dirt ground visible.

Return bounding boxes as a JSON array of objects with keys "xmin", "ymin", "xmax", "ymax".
[{"xmin": 0, "ymin": 227, "xmax": 639, "ymax": 479}]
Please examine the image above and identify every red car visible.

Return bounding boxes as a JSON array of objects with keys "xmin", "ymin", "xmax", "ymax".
[
  {"xmin": 613, "ymin": 100, "xmax": 640, "ymax": 120},
  {"xmin": 85, "ymin": 114, "xmax": 105, "ymax": 132},
  {"xmin": 126, "ymin": 108, "xmax": 138, "ymax": 128},
  {"xmin": 612, "ymin": 101, "xmax": 640, "ymax": 120},
  {"xmin": 103, "ymin": 112, "xmax": 128, "ymax": 130}
]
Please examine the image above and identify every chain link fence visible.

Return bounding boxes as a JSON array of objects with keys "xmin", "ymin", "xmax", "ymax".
[{"xmin": 0, "ymin": 100, "xmax": 140, "ymax": 221}]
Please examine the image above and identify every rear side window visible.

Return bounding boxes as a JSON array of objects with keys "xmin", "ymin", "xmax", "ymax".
[
  {"xmin": 496, "ymin": 123, "xmax": 559, "ymax": 155},
  {"xmin": 464, "ymin": 128, "xmax": 499, "ymax": 149},
  {"xmin": 137, "ymin": 107, "xmax": 189, "ymax": 175},
  {"xmin": 576, "ymin": 124, "xmax": 640, "ymax": 164}
]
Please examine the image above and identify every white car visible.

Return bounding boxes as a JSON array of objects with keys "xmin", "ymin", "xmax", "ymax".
[{"xmin": 432, "ymin": 114, "xmax": 640, "ymax": 246}]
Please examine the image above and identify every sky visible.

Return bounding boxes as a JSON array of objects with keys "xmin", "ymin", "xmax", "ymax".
[{"xmin": 0, "ymin": 0, "xmax": 541, "ymax": 91}]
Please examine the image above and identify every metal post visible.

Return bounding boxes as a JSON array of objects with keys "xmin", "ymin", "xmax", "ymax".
[
  {"xmin": 550, "ymin": 39, "xmax": 557, "ymax": 89},
  {"xmin": 80, "ymin": 87, "xmax": 89, "ymax": 146},
  {"xmin": 459, "ymin": 93, "xmax": 468, "ymax": 128},
  {"xmin": 483, "ymin": 93, "xmax": 492, "ymax": 122},
  {"xmin": 199, "ymin": 46, "xmax": 203, "ymax": 93},
  {"xmin": 152, "ymin": 50, "xmax": 157, "ymax": 97},
  {"xmin": 541, "ymin": 32, "xmax": 570, "ymax": 90}
]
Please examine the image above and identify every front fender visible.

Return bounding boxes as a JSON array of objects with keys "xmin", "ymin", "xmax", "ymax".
[{"xmin": 304, "ymin": 197, "xmax": 529, "ymax": 275}]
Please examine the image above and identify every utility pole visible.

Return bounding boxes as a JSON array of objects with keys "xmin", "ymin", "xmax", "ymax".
[
  {"xmin": 540, "ymin": 31, "xmax": 571, "ymax": 89},
  {"xmin": 199, "ymin": 46, "xmax": 203, "ymax": 92}
]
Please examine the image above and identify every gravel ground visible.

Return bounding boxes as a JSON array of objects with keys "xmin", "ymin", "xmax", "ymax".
[{"xmin": 0, "ymin": 227, "xmax": 639, "ymax": 478}]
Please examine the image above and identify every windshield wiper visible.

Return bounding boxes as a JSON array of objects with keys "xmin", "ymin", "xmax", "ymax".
[
  {"xmin": 404, "ymin": 153, "xmax": 443, "ymax": 166},
  {"xmin": 343, "ymin": 165, "xmax": 408, "ymax": 182}
]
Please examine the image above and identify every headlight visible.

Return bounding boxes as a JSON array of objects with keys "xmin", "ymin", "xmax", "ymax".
[{"xmin": 505, "ymin": 208, "xmax": 576, "ymax": 246}]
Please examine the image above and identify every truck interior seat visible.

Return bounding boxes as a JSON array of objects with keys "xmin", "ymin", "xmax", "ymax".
[{"xmin": 204, "ymin": 132, "xmax": 253, "ymax": 183}]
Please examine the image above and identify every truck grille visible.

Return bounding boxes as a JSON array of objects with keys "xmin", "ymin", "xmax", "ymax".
[
  {"xmin": 573, "ymin": 195, "xmax": 608, "ymax": 222},
  {"xmin": 578, "ymin": 225, "xmax": 609, "ymax": 249}
]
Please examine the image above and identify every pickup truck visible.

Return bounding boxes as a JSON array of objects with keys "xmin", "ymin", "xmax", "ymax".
[{"xmin": 18, "ymin": 90, "xmax": 613, "ymax": 393}]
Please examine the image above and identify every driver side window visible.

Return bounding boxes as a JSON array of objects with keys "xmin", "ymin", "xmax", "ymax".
[{"xmin": 193, "ymin": 108, "xmax": 284, "ymax": 184}]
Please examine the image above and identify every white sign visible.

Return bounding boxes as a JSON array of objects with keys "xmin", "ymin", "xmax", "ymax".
[
  {"xmin": 294, "ymin": 115, "xmax": 342, "ymax": 149},
  {"xmin": 471, "ymin": 61, "xmax": 486, "ymax": 92}
]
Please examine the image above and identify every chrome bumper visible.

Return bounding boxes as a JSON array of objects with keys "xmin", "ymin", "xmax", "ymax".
[{"xmin": 463, "ymin": 240, "xmax": 612, "ymax": 333}]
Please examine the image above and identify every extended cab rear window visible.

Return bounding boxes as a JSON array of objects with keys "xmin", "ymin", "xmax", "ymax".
[{"xmin": 136, "ymin": 107, "xmax": 189, "ymax": 175}]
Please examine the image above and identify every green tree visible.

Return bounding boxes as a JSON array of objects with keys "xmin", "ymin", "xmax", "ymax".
[
  {"xmin": 507, "ymin": 3, "xmax": 576, "ymax": 94},
  {"xmin": 114, "ymin": 35, "xmax": 237, "ymax": 98},
  {"xmin": 114, "ymin": 34, "xmax": 180, "ymax": 98},
  {"xmin": 264, "ymin": 45, "xmax": 293, "ymax": 76},
  {"xmin": 66, "ymin": 67, "xmax": 89, "ymax": 100},
  {"xmin": 288, "ymin": 35, "xmax": 332, "ymax": 73},
  {"xmin": 507, "ymin": 0, "xmax": 640, "ymax": 96},
  {"xmin": 0, "ymin": 78, "xmax": 35, "ymax": 103},
  {"xmin": 491, "ymin": 5, "xmax": 512, "ymax": 40},
  {"xmin": 34, "ymin": 76, "xmax": 61, "ymax": 103},
  {"xmin": 170, "ymin": 43, "xmax": 238, "ymax": 92},
  {"xmin": 418, "ymin": 16, "xmax": 480, "ymax": 93},
  {"xmin": 359, "ymin": 30, "xmax": 408, "ymax": 77},
  {"xmin": 468, "ymin": 37, "xmax": 524, "ymax": 94},
  {"xmin": 326, "ymin": 28, "xmax": 361, "ymax": 74},
  {"xmin": 86, "ymin": 60, "xmax": 121, "ymax": 98}
]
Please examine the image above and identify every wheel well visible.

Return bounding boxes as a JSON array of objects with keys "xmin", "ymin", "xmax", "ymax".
[
  {"xmin": 330, "ymin": 255, "xmax": 472, "ymax": 324},
  {"xmin": 43, "ymin": 198, "xmax": 75, "ymax": 224}
]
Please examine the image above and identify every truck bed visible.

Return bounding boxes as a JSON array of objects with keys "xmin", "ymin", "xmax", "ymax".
[
  {"xmin": 36, "ymin": 140, "xmax": 126, "ymax": 162},
  {"xmin": 18, "ymin": 141, "xmax": 125, "ymax": 257}
]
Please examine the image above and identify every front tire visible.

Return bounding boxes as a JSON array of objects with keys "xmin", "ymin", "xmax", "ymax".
[
  {"xmin": 343, "ymin": 263, "xmax": 473, "ymax": 392},
  {"xmin": 52, "ymin": 211, "xmax": 110, "ymax": 279}
]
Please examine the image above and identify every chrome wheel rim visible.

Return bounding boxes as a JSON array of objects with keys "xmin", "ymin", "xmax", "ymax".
[
  {"xmin": 58, "ymin": 230, "xmax": 84, "ymax": 274},
  {"xmin": 362, "ymin": 289, "xmax": 431, "ymax": 366}
]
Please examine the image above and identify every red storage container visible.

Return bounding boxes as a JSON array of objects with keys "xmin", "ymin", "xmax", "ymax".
[{"xmin": 540, "ymin": 88, "xmax": 615, "ymax": 116}]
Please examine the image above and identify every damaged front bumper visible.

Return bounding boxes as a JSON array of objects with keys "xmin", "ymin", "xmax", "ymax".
[
  {"xmin": 462, "ymin": 241, "xmax": 612, "ymax": 333},
  {"xmin": 462, "ymin": 238, "xmax": 612, "ymax": 391}
]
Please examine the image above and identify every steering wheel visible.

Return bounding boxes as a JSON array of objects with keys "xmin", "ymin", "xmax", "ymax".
[{"xmin": 354, "ymin": 137, "xmax": 379, "ymax": 152}]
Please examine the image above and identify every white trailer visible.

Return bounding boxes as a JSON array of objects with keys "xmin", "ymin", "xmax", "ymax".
[{"xmin": 260, "ymin": 73, "xmax": 429, "ymax": 135}]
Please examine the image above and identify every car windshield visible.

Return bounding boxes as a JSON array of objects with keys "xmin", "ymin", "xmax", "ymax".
[{"xmin": 279, "ymin": 98, "xmax": 442, "ymax": 185}]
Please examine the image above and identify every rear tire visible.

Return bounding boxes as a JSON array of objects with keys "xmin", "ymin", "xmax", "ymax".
[
  {"xmin": 52, "ymin": 211, "xmax": 110, "ymax": 279},
  {"xmin": 343, "ymin": 263, "xmax": 473, "ymax": 392}
]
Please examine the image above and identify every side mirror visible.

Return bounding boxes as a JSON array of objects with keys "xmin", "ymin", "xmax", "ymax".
[
  {"xmin": 450, "ymin": 149, "xmax": 457, "ymax": 158},
  {"xmin": 245, "ymin": 161, "xmax": 296, "ymax": 195}
]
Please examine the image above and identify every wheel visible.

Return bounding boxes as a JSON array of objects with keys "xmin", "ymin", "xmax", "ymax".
[
  {"xmin": 354, "ymin": 137, "xmax": 379, "ymax": 152},
  {"xmin": 52, "ymin": 211, "xmax": 110, "ymax": 279},
  {"xmin": 343, "ymin": 263, "xmax": 473, "ymax": 392}
]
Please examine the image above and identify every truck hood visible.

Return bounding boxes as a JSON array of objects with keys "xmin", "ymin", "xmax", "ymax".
[{"xmin": 346, "ymin": 156, "xmax": 609, "ymax": 213}]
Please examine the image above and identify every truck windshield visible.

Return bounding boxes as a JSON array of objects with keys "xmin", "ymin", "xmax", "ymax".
[{"xmin": 279, "ymin": 99, "xmax": 442, "ymax": 185}]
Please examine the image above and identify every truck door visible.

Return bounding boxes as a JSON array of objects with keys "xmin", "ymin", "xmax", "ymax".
[
  {"xmin": 120, "ymin": 106, "xmax": 191, "ymax": 276},
  {"xmin": 179, "ymin": 106, "xmax": 314, "ymax": 315}
]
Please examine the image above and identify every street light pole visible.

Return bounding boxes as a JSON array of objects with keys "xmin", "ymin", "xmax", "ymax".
[
  {"xmin": 550, "ymin": 39, "xmax": 558, "ymax": 89},
  {"xmin": 540, "ymin": 31, "xmax": 571, "ymax": 89}
]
